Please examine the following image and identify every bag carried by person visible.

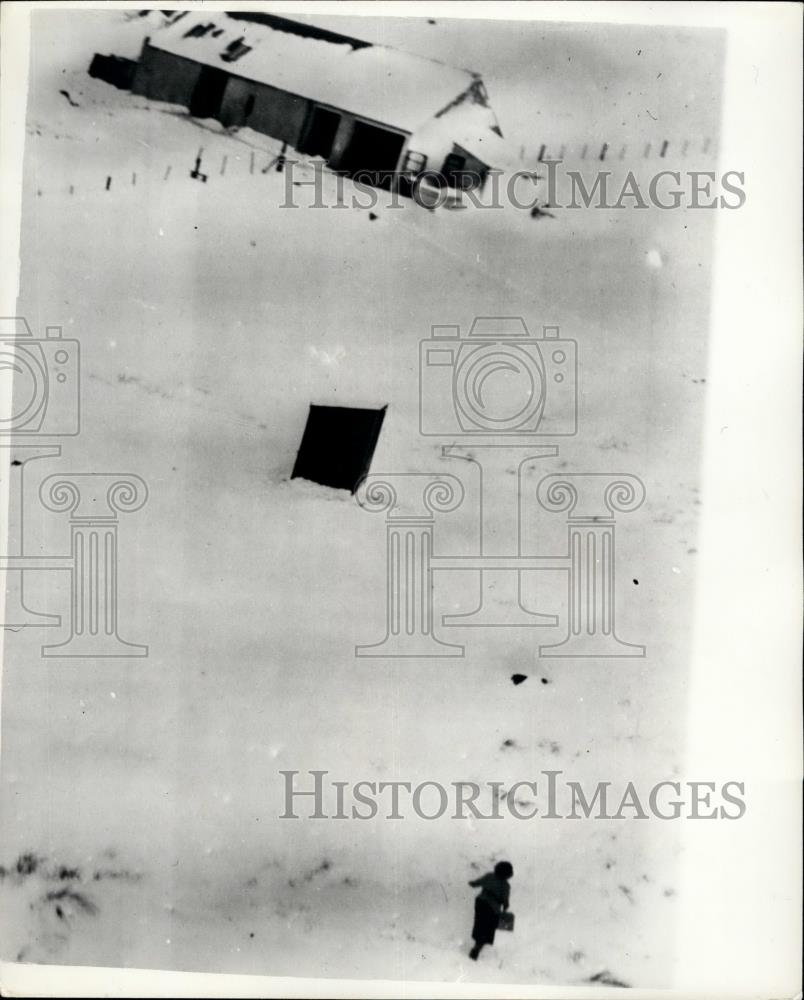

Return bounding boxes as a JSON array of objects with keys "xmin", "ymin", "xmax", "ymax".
[{"xmin": 498, "ymin": 911, "xmax": 515, "ymax": 932}]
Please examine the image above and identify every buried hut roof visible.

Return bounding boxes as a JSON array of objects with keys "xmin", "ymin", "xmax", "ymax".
[{"xmin": 145, "ymin": 11, "xmax": 486, "ymax": 134}]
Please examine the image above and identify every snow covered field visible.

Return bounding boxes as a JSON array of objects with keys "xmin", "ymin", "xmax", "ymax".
[{"xmin": 1, "ymin": 9, "xmax": 722, "ymax": 989}]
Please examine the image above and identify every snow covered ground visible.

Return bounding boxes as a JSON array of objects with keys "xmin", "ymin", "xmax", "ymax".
[{"xmin": 1, "ymin": 9, "xmax": 722, "ymax": 989}]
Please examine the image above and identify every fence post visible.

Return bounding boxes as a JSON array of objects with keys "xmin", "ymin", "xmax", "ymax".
[{"xmin": 191, "ymin": 150, "xmax": 207, "ymax": 183}]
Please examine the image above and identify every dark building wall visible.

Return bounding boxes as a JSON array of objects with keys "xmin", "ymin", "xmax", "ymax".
[
  {"xmin": 131, "ymin": 43, "xmax": 203, "ymax": 106},
  {"xmin": 218, "ymin": 76, "xmax": 309, "ymax": 145},
  {"xmin": 89, "ymin": 53, "xmax": 138, "ymax": 90},
  {"xmin": 129, "ymin": 42, "xmax": 412, "ymax": 173}
]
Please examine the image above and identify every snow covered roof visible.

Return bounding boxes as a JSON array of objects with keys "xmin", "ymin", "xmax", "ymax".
[
  {"xmin": 412, "ymin": 97, "xmax": 517, "ymax": 171},
  {"xmin": 145, "ymin": 11, "xmax": 481, "ymax": 134}
]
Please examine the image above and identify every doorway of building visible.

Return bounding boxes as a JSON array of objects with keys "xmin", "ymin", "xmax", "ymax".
[
  {"xmin": 189, "ymin": 66, "xmax": 229, "ymax": 119},
  {"xmin": 337, "ymin": 121, "xmax": 406, "ymax": 185},
  {"xmin": 300, "ymin": 106, "xmax": 342, "ymax": 158},
  {"xmin": 442, "ymin": 146, "xmax": 488, "ymax": 190}
]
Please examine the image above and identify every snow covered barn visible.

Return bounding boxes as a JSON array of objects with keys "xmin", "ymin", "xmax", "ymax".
[{"xmin": 130, "ymin": 11, "xmax": 509, "ymax": 188}]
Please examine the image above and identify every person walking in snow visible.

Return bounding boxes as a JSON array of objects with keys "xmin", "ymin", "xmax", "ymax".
[{"xmin": 468, "ymin": 860, "xmax": 513, "ymax": 960}]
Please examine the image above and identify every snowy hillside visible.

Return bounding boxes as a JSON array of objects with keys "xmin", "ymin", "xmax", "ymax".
[{"xmin": 1, "ymin": 9, "xmax": 720, "ymax": 989}]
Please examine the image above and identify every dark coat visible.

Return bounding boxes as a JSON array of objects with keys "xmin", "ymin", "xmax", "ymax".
[
  {"xmin": 469, "ymin": 872, "xmax": 511, "ymax": 947},
  {"xmin": 472, "ymin": 896, "xmax": 498, "ymax": 946},
  {"xmin": 469, "ymin": 872, "xmax": 510, "ymax": 914}
]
